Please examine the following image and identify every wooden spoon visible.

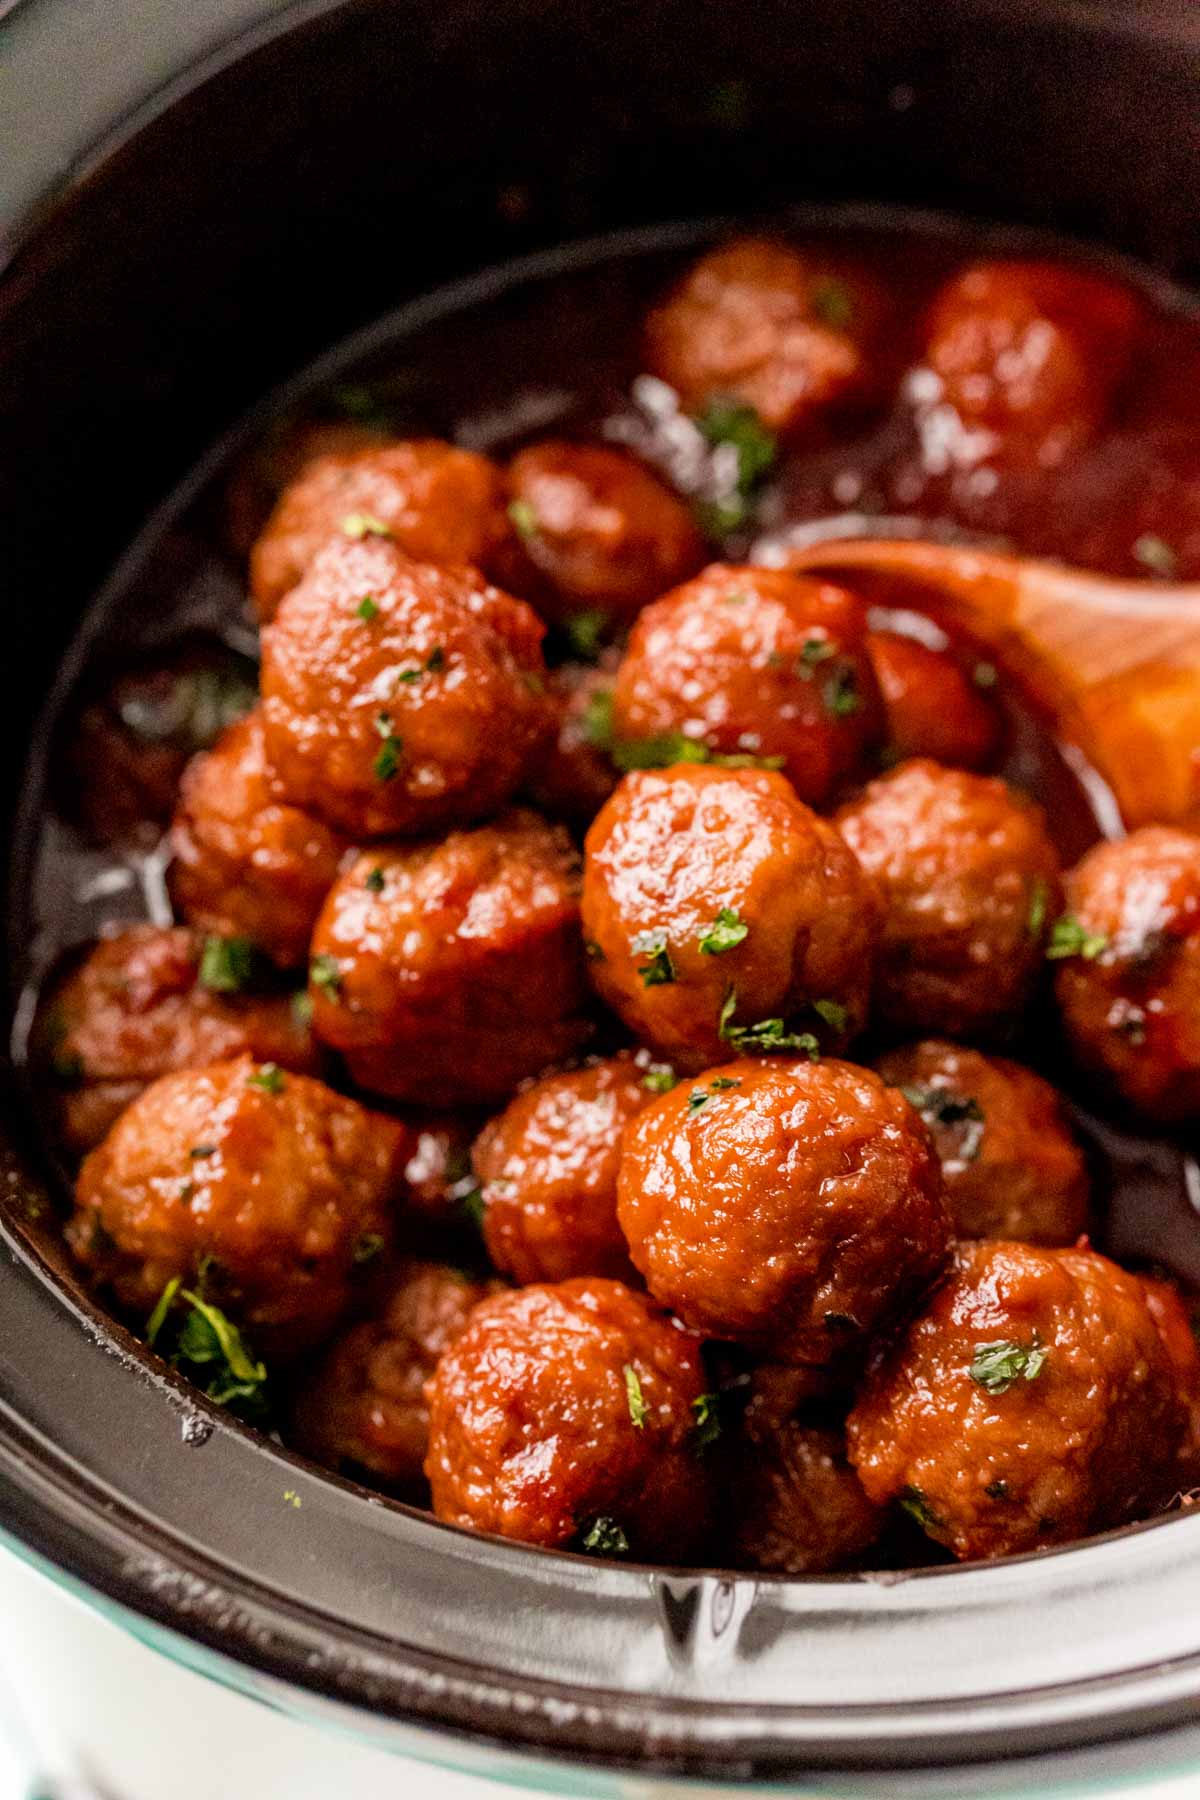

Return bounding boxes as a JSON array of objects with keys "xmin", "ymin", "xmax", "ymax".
[{"xmin": 784, "ymin": 538, "xmax": 1200, "ymax": 832}]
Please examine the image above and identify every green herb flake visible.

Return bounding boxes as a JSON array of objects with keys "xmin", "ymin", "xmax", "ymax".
[
  {"xmin": 824, "ymin": 664, "xmax": 861, "ymax": 718},
  {"xmin": 173, "ymin": 1288, "xmax": 269, "ymax": 1411},
  {"xmin": 796, "ymin": 637, "xmax": 836, "ymax": 678},
  {"xmin": 583, "ymin": 688, "xmax": 615, "ymax": 750},
  {"xmin": 810, "ymin": 277, "xmax": 855, "ymax": 331},
  {"xmin": 986, "ymin": 1480, "xmax": 1011, "ymax": 1501},
  {"xmin": 692, "ymin": 1391, "xmax": 722, "ymax": 1451},
  {"xmin": 461, "ymin": 1185, "xmax": 486, "ymax": 1228},
  {"xmin": 641, "ymin": 1062, "xmax": 677, "ymax": 1093},
  {"xmin": 425, "ymin": 645, "xmax": 446, "ymax": 673},
  {"xmin": 624, "ymin": 1363, "xmax": 648, "ymax": 1428},
  {"xmin": 291, "ymin": 990, "xmax": 314, "ymax": 1028},
  {"xmin": 365, "ymin": 866, "xmax": 386, "ymax": 893},
  {"xmin": 973, "ymin": 660, "xmax": 999, "ymax": 690},
  {"xmin": 310, "ymin": 953, "xmax": 343, "ymax": 998},
  {"xmin": 373, "ymin": 711, "xmax": 402, "ymax": 781},
  {"xmin": 812, "ymin": 998, "xmax": 848, "ymax": 1033},
  {"xmin": 718, "ymin": 990, "xmax": 819, "ymax": 1058},
  {"xmin": 146, "ymin": 1276, "xmax": 182, "ymax": 1347},
  {"xmin": 199, "ymin": 935, "xmax": 257, "ymax": 994},
  {"xmin": 696, "ymin": 399, "xmax": 778, "ymax": 490},
  {"xmin": 969, "ymin": 1334, "xmax": 1048, "ymax": 1396},
  {"xmin": 686, "ymin": 1078, "xmax": 739, "ymax": 1113},
  {"xmin": 631, "ymin": 928, "xmax": 676, "ymax": 988},
  {"xmin": 352, "ymin": 1232, "xmax": 385, "ymax": 1265},
  {"xmin": 699, "ymin": 907, "xmax": 748, "ymax": 956},
  {"xmin": 190, "ymin": 1144, "xmax": 217, "ymax": 1161},
  {"xmin": 1046, "ymin": 914, "xmax": 1109, "ymax": 962},
  {"xmin": 898, "ymin": 1084, "xmax": 986, "ymax": 1160},
  {"xmin": 695, "ymin": 494, "xmax": 749, "ymax": 539},
  {"xmin": 563, "ymin": 609, "xmax": 608, "ymax": 662},
  {"xmin": 247, "ymin": 1063, "xmax": 286, "ymax": 1096},
  {"xmin": 51, "ymin": 1047, "xmax": 84, "ymax": 1088},
  {"xmin": 341, "ymin": 512, "xmax": 392, "ymax": 540},
  {"xmin": 899, "ymin": 1485, "xmax": 942, "ymax": 1533},
  {"xmin": 355, "ymin": 594, "xmax": 381, "ymax": 622},
  {"xmin": 1133, "ymin": 533, "xmax": 1179, "ymax": 580},
  {"xmin": 580, "ymin": 1515, "xmax": 630, "ymax": 1557},
  {"xmin": 507, "ymin": 498, "xmax": 539, "ymax": 541}
]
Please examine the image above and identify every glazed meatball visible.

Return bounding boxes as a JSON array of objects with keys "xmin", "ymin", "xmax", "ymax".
[
  {"xmin": 401, "ymin": 1115, "xmax": 481, "ymax": 1223},
  {"xmin": 644, "ymin": 237, "xmax": 888, "ymax": 436},
  {"xmin": 847, "ymin": 1240, "xmax": 1186, "ymax": 1561},
  {"xmin": 169, "ymin": 709, "xmax": 347, "ymax": 969},
  {"xmin": 1054, "ymin": 827, "xmax": 1200, "ymax": 1122},
  {"xmin": 308, "ymin": 809, "xmax": 590, "ymax": 1107},
  {"xmin": 224, "ymin": 416, "xmax": 385, "ymax": 558},
  {"xmin": 38, "ymin": 926, "xmax": 319, "ymax": 1155},
  {"xmin": 732, "ymin": 1420, "xmax": 884, "ymax": 1575},
  {"xmin": 525, "ymin": 660, "xmax": 620, "ymax": 827},
  {"xmin": 68, "ymin": 1057, "xmax": 408, "ymax": 1352},
  {"xmin": 617, "ymin": 1057, "xmax": 951, "ymax": 1365},
  {"xmin": 866, "ymin": 631, "xmax": 1001, "ymax": 772},
  {"xmin": 249, "ymin": 437, "xmax": 514, "ymax": 619},
  {"xmin": 505, "ymin": 441, "xmax": 704, "ymax": 623},
  {"xmin": 260, "ymin": 537, "xmax": 551, "ymax": 839},
  {"xmin": 610, "ymin": 567, "xmax": 882, "ymax": 808},
  {"xmin": 289, "ymin": 1260, "xmax": 502, "ymax": 1492},
  {"xmin": 921, "ymin": 260, "xmax": 1142, "ymax": 468},
  {"xmin": 835, "ymin": 759, "xmax": 1062, "ymax": 1038},
  {"xmin": 876, "ymin": 1040, "xmax": 1089, "ymax": 1245},
  {"xmin": 582, "ymin": 764, "xmax": 879, "ymax": 1072},
  {"xmin": 1140, "ymin": 1274, "xmax": 1200, "ymax": 1487},
  {"xmin": 473, "ymin": 1052, "xmax": 666, "ymax": 1285},
  {"xmin": 425, "ymin": 1277, "xmax": 712, "ymax": 1557}
]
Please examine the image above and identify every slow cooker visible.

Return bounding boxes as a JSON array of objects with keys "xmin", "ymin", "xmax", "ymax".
[{"xmin": 4, "ymin": 2, "xmax": 1200, "ymax": 1793}]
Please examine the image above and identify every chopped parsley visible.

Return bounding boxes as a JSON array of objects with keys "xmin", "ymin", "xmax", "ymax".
[
  {"xmin": 247, "ymin": 1063, "xmax": 286, "ymax": 1096},
  {"xmin": 973, "ymin": 660, "xmax": 999, "ymax": 690},
  {"xmin": 810, "ymin": 277, "xmax": 855, "ymax": 330},
  {"xmin": 986, "ymin": 1480, "xmax": 1011, "ymax": 1501},
  {"xmin": 812, "ymin": 998, "xmax": 848, "ymax": 1033},
  {"xmin": 352, "ymin": 1232, "xmax": 385, "ymax": 1265},
  {"xmin": 198, "ymin": 935, "xmax": 257, "ymax": 994},
  {"xmin": 146, "ymin": 1280, "xmax": 269, "ymax": 1420},
  {"xmin": 631, "ymin": 929, "xmax": 676, "ymax": 987},
  {"xmin": 189, "ymin": 1144, "xmax": 217, "ymax": 1161},
  {"xmin": 640, "ymin": 1061, "xmax": 677, "ymax": 1094},
  {"xmin": 1133, "ymin": 533, "xmax": 1179, "ymax": 580},
  {"xmin": 611, "ymin": 731, "xmax": 782, "ymax": 773},
  {"xmin": 698, "ymin": 907, "xmax": 748, "ymax": 956},
  {"xmin": 1046, "ymin": 915, "xmax": 1109, "ymax": 962},
  {"xmin": 1026, "ymin": 878, "xmax": 1049, "ymax": 940},
  {"xmin": 507, "ymin": 498, "xmax": 539, "ymax": 541},
  {"xmin": 696, "ymin": 399, "xmax": 778, "ymax": 490},
  {"xmin": 310, "ymin": 954, "xmax": 343, "ymax": 998},
  {"xmin": 373, "ymin": 711, "xmax": 402, "ymax": 781},
  {"xmin": 563, "ymin": 609, "xmax": 608, "ymax": 662},
  {"xmin": 969, "ymin": 1335, "xmax": 1048, "ymax": 1396},
  {"xmin": 718, "ymin": 990, "xmax": 819, "ymax": 1058},
  {"xmin": 824, "ymin": 664, "xmax": 861, "ymax": 718},
  {"xmin": 397, "ymin": 646, "xmax": 446, "ymax": 683},
  {"xmin": 291, "ymin": 990, "xmax": 314, "ymax": 1028},
  {"xmin": 583, "ymin": 688, "xmax": 615, "ymax": 749},
  {"xmin": 624, "ymin": 1363, "xmax": 648, "ymax": 1428},
  {"xmin": 365, "ymin": 866, "xmax": 386, "ymax": 893},
  {"xmin": 796, "ymin": 637, "xmax": 836, "ymax": 678},
  {"xmin": 580, "ymin": 1516, "xmax": 630, "ymax": 1557},
  {"xmin": 692, "ymin": 1392, "xmax": 722, "ymax": 1451},
  {"xmin": 687, "ymin": 1076, "xmax": 741, "ymax": 1113},
  {"xmin": 898, "ymin": 1084, "xmax": 986, "ymax": 1161},
  {"xmin": 899, "ymin": 1486, "xmax": 942, "ymax": 1532},
  {"xmin": 341, "ymin": 512, "xmax": 392, "ymax": 539},
  {"xmin": 460, "ymin": 1185, "xmax": 486, "ymax": 1228},
  {"xmin": 355, "ymin": 594, "xmax": 380, "ymax": 622}
]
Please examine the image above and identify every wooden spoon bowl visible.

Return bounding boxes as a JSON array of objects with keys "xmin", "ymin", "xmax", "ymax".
[{"xmin": 784, "ymin": 538, "xmax": 1200, "ymax": 831}]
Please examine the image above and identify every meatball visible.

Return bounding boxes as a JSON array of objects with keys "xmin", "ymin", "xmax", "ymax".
[
  {"xmin": 224, "ymin": 416, "xmax": 384, "ymax": 559},
  {"xmin": 505, "ymin": 441, "xmax": 704, "ymax": 623},
  {"xmin": 249, "ymin": 437, "xmax": 515, "ymax": 619},
  {"xmin": 921, "ymin": 260, "xmax": 1142, "ymax": 469},
  {"xmin": 876, "ymin": 1040, "xmax": 1089, "ymax": 1245},
  {"xmin": 866, "ymin": 631, "xmax": 1001, "ymax": 772},
  {"xmin": 1140, "ymin": 1274, "xmax": 1200, "ymax": 1487},
  {"xmin": 473, "ymin": 1052, "xmax": 666, "ymax": 1285},
  {"xmin": 289, "ymin": 1260, "xmax": 502, "ymax": 1492},
  {"xmin": 644, "ymin": 237, "xmax": 888, "ymax": 436},
  {"xmin": 38, "ymin": 926, "xmax": 319, "ymax": 1155},
  {"xmin": 835, "ymin": 759, "xmax": 1062, "ymax": 1038},
  {"xmin": 610, "ymin": 567, "xmax": 883, "ymax": 809},
  {"xmin": 260, "ymin": 536, "xmax": 551, "ymax": 839},
  {"xmin": 617, "ymin": 1057, "xmax": 951, "ymax": 1365},
  {"xmin": 1054, "ymin": 827, "xmax": 1200, "ymax": 1122},
  {"xmin": 169, "ymin": 709, "xmax": 346, "ymax": 969},
  {"xmin": 308, "ymin": 809, "xmax": 590, "ymax": 1107},
  {"xmin": 582, "ymin": 764, "xmax": 879, "ymax": 1072},
  {"xmin": 424, "ymin": 1277, "xmax": 712, "ymax": 1557},
  {"xmin": 847, "ymin": 1240, "xmax": 1186, "ymax": 1561},
  {"xmin": 401, "ymin": 1115, "xmax": 480, "ymax": 1223},
  {"xmin": 731, "ymin": 1420, "xmax": 884, "ymax": 1575},
  {"xmin": 68, "ymin": 1057, "xmax": 408, "ymax": 1352},
  {"xmin": 525, "ymin": 660, "xmax": 620, "ymax": 828}
]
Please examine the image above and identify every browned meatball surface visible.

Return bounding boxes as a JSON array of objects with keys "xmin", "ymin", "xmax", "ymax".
[
  {"xmin": 68, "ymin": 1057, "xmax": 408, "ymax": 1351},
  {"xmin": 425, "ymin": 1277, "xmax": 712, "ymax": 1557},
  {"xmin": 847, "ymin": 1240, "xmax": 1186, "ymax": 1561},
  {"xmin": 525, "ymin": 659, "xmax": 620, "ymax": 828},
  {"xmin": 1054, "ymin": 827, "xmax": 1200, "ymax": 1122},
  {"xmin": 644, "ymin": 237, "xmax": 889, "ymax": 436},
  {"xmin": 732, "ymin": 1420, "xmax": 884, "ymax": 1575},
  {"xmin": 835, "ymin": 759, "xmax": 1062, "ymax": 1038},
  {"xmin": 583, "ymin": 764, "xmax": 879, "ymax": 1072},
  {"xmin": 400, "ymin": 1115, "xmax": 481, "ymax": 1223},
  {"xmin": 877, "ymin": 1040, "xmax": 1089, "ymax": 1246},
  {"xmin": 505, "ymin": 441, "xmax": 705, "ymax": 622},
  {"xmin": 289, "ymin": 1260, "xmax": 502, "ymax": 1492},
  {"xmin": 1141, "ymin": 1274, "xmax": 1200, "ymax": 1488},
  {"xmin": 617, "ymin": 1057, "xmax": 951, "ymax": 1365},
  {"xmin": 39, "ymin": 926, "xmax": 319, "ymax": 1156},
  {"xmin": 260, "ymin": 537, "xmax": 551, "ymax": 839},
  {"xmin": 249, "ymin": 437, "xmax": 515, "ymax": 619},
  {"xmin": 169, "ymin": 709, "xmax": 347, "ymax": 969},
  {"xmin": 308, "ymin": 809, "xmax": 590, "ymax": 1107},
  {"xmin": 611, "ymin": 568, "xmax": 882, "ymax": 809},
  {"xmin": 866, "ymin": 631, "xmax": 1002, "ymax": 772},
  {"xmin": 474, "ymin": 1052, "xmax": 666, "ymax": 1285}
]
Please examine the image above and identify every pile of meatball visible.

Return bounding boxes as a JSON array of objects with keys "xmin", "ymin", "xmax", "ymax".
[{"xmin": 42, "ymin": 236, "xmax": 1200, "ymax": 1574}]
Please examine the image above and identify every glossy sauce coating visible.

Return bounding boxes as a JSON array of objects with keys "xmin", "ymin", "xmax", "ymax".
[
  {"xmin": 866, "ymin": 631, "xmax": 1002, "ymax": 772},
  {"xmin": 611, "ymin": 567, "xmax": 882, "ymax": 808},
  {"xmin": 308, "ymin": 809, "xmax": 590, "ymax": 1107},
  {"xmin": 835, "ymin": 758, "xmax": 1062, "ymax": 1038},
  {"xmin": 525, "ymin": 659, "xmax": 620, "ymax": 827},
  {"xmin": 260, "ymin": 537, "xmax": 551, "ymax": 838},
  {"xmin": 425, "ymin": 1277, "xmax": 712, "ymax": 1556},
  {"xmin": 847, "ymin": 1240, "xmax": 1186, "ymax": 1560},
  {"xmin": 876, "ymin": 1040, "xmax": 1090, "ymax": 1246},
  {"xmin": 731, "ymin": 1420, "xmax": 884, "ymax": 1575},
  {"xmin": 169, "ymin": 709, "xmax": 347, "ymax": 969},
  {"xmin": 583, "ymin": 764, "xmax": 879, "ymax": 1072},
  {"xmin": 617, "ymin": 1057, "xmax": 951, "ymax": 1365},
  {"xmin": 474, "ymin": 1052, "xmax": 659, "ymax": 1285},
  {"xmin": 68, "ymin": 1057, "xmax": 408, "ymax": 1351},
  {"xmin": 1055, "ymin": 827, "xmax": 1200, "ymax": 1122},
  {"xmin": 289, "ymin": 1259, "xmax": 503, "ymax": 1492}
]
